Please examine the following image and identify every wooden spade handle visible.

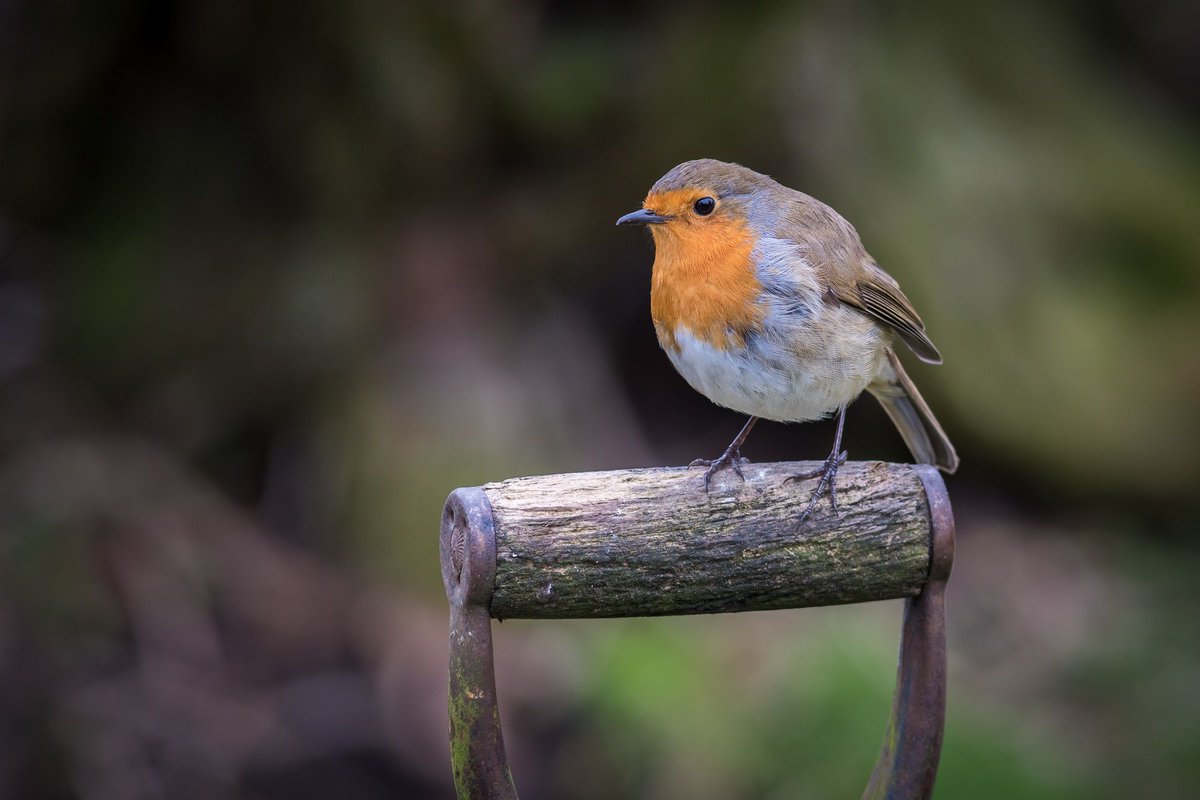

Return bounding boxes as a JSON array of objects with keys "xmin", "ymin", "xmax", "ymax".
[{"xmin": 443, "ymin": 460, "xmax": 937, "ymax": 620}]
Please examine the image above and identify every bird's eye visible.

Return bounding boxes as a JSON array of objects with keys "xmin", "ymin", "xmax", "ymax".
[{"xmin": 693, "ymin": 196, "xmax": 716, "ymax": 216}]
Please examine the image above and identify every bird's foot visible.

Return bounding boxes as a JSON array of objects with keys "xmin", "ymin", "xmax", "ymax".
[
  {"xmin": 786, "ymin": 450, "xmax": 848, "ymax": 523},
  {"xmin": 689, "ymin": 447, "xmax": 750, "ymax": 493}
]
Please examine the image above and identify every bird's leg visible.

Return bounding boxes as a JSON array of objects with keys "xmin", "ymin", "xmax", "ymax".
[
  {"xmin": 786, "ymin": 405, "xmax": 848, "ymax": 523},
  {"xmin": 689, "ymin": 416, "xmax": 758, "ymax": 492}
]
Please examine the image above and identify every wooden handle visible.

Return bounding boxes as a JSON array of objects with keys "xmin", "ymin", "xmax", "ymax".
[{"xmin": 442, "ymin": 461, "xmax": 940, "ymax": 620}]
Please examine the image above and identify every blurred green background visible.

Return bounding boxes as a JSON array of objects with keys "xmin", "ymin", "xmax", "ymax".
[{"xmin": 2, "ymin": 0, "xmax": 1199, "ymax": 798}]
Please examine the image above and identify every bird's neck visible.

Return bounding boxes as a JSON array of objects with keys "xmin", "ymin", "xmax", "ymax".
[{"xmin": 650, "ymin": 221, "xmax": 763, "ymax": 353}]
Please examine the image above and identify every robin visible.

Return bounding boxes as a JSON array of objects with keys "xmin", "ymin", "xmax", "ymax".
[{"xmin": 618, "ymin": 159, "xmax": 958, "ymax": 520}]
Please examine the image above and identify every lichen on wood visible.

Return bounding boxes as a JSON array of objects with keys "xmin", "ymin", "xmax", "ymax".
[{"xmin": 483, "ymin": 460, "xmax": 932, "ymax": 620}]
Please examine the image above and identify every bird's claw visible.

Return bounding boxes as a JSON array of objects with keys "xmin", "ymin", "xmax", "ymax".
[
  {"xmin": 787, "ymin": 450, "xmax": 848, "ymax": 523},
  {"xmin": 689, "ymin": 450, "xmax": 749, "ymax": 493}
]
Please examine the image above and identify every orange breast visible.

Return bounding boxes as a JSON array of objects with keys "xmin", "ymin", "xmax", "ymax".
[{"xmin": 650, "ymin": 216, "xmax": 763, "ymax": 353}]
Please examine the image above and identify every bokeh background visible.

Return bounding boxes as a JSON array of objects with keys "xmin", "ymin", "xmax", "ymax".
[{"xmin": 2, "ymin": 1, "xmax": 1199, "ymax": 798}]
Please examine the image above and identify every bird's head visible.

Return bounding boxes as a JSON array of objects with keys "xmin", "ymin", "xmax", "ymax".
[{"xmin": 616, "ymin": 159, "xmax": 771, "ymax": 247}]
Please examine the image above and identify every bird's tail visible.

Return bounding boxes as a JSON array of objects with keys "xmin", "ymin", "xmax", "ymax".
[{"xmin": 867, "ymin": 349, "xmax": 959, "ymax": 473}]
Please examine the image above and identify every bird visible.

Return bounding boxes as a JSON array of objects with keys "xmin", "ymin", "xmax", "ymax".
[{"xmin": 617, "ymin": 158, "xmax": 958, "ymax": 520}]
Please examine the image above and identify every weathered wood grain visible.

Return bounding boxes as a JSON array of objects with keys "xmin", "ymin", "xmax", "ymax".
[{"xmin": 481, "ymin": 461, "xmax": 935, "ymax": 619}]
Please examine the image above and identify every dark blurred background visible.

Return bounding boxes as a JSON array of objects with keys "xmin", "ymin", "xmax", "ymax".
[{"xmin": 2, "ymin": 0, "xmax": 1199, "ymax": 798}]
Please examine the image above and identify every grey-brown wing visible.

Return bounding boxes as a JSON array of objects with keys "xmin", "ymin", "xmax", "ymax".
[
  {"xmin": 829, "ymin": 266, "xmax": 943, "ymax": 364},
  {"xmin": 778, "ymin": 192, "xmax": 943, "ymax": 364}
]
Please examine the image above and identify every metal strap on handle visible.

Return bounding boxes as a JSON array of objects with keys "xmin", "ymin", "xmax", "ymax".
[
  {"xmin": 442, "ymin": 488, "xmax": 518, "ymax": 800},
  {"xmin": 441, "ymin": 463, "xmax": 955, "ymax": 800},
  {"xmin": 862, "ymin": 465, "xmax": 954, "ymax": 800}
]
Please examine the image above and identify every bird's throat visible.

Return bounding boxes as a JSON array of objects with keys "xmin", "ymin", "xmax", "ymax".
[{"xmin": 650, "ymin": 220, "xmax": 763, "ymax": 353}]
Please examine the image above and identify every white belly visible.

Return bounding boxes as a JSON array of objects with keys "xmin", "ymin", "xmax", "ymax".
[
  {"xmin": 655, "ymin": 235, "xmax": 890, "ymax": 422},
  {"xmin": 664, "ymin": 304, "xmax": 888, "ymax": 422}
]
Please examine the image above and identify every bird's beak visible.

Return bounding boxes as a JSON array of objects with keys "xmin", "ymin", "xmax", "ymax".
[{"xmin": 616, "ymin": 208, "xmax": 669, "ymax": 226}]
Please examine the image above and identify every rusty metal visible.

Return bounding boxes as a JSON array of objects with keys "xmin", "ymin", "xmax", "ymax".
[
  {"xmin": 441, "ymin": 465, "xmax": 956, "ymax": 800},
  {"xmin": 862, "ymin": 465, "xmax": 955, "ymax": 800},
  {"xmin": 441, "ymin": 487, "xmax": 517, "ymax": 800}
]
